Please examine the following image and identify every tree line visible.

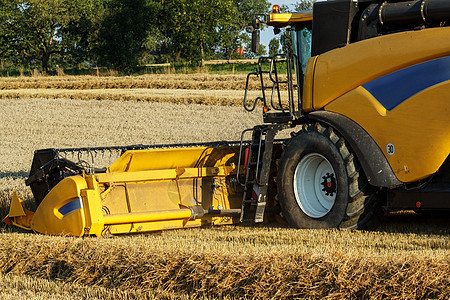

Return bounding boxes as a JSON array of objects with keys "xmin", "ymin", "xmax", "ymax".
[{"xmin": 0, "ymin": 0, "xmax": 310, "ymax": 73}]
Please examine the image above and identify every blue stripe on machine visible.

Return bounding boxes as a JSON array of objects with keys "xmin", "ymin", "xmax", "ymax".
[
  {"xmin": 363, "ymin": 56, "xmax": 450, "ymax": 111},
  {"xmin": 58, "ymin": 198, "xmax": 83, "ymax": 215}
]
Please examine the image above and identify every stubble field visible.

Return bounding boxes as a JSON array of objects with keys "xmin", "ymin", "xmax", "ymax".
[
  {"xmin": 0, "ymin": 74, "xmax": 449, "ymax": 299},
  {"xmin": 0, "ymin": 74, "xmax": 264, "ymax": 105}
]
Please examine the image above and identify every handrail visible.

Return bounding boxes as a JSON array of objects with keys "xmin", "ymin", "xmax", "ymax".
[
  {"xmin": 243, "ymin": 71, "xmax": 265, "ymax": 111},
  {"xmin": 236, "ymin": 129, "xmax": 253, "ymax": 186},
  {"xmin": 242, "ymin": 52, "xmax": 298, "ymax": 118},
  {"xmin": 269, "ymin": 54, "xmax": 288, "ymax": 111}
]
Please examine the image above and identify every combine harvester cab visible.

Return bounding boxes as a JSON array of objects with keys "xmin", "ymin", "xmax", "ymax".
[{"xmin": 6, "ymin": 143, "xmax": 279, "ymax": 236}]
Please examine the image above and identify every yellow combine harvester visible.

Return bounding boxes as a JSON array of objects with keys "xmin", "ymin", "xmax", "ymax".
[{"xmin": 5, "ymin": 0, "xmax": 450, "ymax": 236}]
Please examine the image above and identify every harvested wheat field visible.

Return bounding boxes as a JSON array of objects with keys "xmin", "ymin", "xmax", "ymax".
[
  {"xmin": 0, "ymin": 88, "xmax": 264, "ymax": 106},
  {"xmin": 0, "ymin": 76, "xmax": 449, "ymax": 299},
  {"xmin": 0, "ymin": 74, "xmax": 258, "ymax": 90},
  {"xmin": 1, "ymin": 227, "xmax": 449, "ymax": 299},
  {"xmin": 0, "ymin": 74, "xmax": 290, "ymax": 106}
]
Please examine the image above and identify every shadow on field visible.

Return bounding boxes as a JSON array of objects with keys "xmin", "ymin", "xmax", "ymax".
[
  {"xmin": 376, "ymin": 210, "xmax": 450, "ymax": 235},
  {"xmin": 0, "ymin": 171, "xmax": 28, "ymax": 179},
  {"xmin": 237, "ymin": 210, "xmax": 450, "ymax": 236},
  {"xmin": 235, "ymin": 210, "xmax": 450, "ymax": 236}
]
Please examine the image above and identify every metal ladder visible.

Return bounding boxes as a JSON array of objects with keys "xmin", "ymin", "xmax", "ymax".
[{"xmin": 237, "ymin": 125, "xmax": 279, "ymax": 223}]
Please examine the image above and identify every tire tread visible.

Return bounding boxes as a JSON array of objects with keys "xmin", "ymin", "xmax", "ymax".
[{"xmin": 279, "ymin": 122, "xmax": 381, "ymax": 230}]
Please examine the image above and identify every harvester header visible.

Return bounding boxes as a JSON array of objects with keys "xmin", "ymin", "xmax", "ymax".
[{"xmin": 7, "ymin": 142, "xmax": 255, "ymax": 236}]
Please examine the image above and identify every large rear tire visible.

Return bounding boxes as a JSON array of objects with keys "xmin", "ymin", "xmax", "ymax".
[{"xmin": 277, "ymin": 123, "xmax": 379, "ymax": 229}]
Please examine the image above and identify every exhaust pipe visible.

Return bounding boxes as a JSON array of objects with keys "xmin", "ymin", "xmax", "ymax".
[{"xmin": 379, "ymin": 0, "xmax": 450, "ymax": 28}]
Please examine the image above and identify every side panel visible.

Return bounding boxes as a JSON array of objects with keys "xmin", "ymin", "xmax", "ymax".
[
  {"xmin": 312, "ymin": 27, "xmax": 450, "ymax": 110},
  {"xmin": 31, "ymin": 176, "xmax": 87, "ymax": 236},
  {"xmin": 100, "ymin": 147, "xmax": 243, "ymax": 234},
  {"xmin": 326, "ymin": 79, "xmax": 450, "ymax": 183},
  {"xmin": 108, "ymin": 147, "xmax": 237, "ymax": 172},
  {"xmin": 302, "ymin": 55, "xmax": 318, "ymax": 112}
]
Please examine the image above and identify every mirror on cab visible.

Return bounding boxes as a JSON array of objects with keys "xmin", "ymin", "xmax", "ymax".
[{"xmin": 247, "ymin": 18, "xmax": 261, "ymax": 53}]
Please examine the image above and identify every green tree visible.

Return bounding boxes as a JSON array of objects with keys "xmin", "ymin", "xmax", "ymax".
[
  {"xmin": 154, "ymin": 0, "xmax": 270, "ymax": 63},
  {"xmin": 280, "ymin": 29, "xmax": 292, "ymax": 54},
  {"xmin": 140, "ymin": 1, "xmax": 166, "ymax": 64},
  {"xmin": 157, "ymin": 0, "xmax": 238, "ymax": 64},
  {"xmin": 89, "ymin": 0, "xmax": 154, "ymax": 71},
  {"xmin": 219, "ymin": 0, "xmax": 270, "ymax": 60},
  {"xmin": 268, "ymin": 37, "xmax": 279, "ymax": 56},
  {"xmin": 244, "ymin": 41, "xmax": 266, "ymax": 58},
  {"xmin": 295, "ymin": 0, "xmax": 314, "ymax": 11},
  {"xmin": 0, "ymin": 0, "xmax": 96, "ymax": 73},
  {"xmin": 279, "ymin": 4, "xmax": 290, "ymax": 12}
]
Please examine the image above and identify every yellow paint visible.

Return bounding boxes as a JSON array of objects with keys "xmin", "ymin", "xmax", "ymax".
[
  {"xmin": 267, "ymin": 11, "xmax": 312, "ymax": 27},
  {"xmin": 108, "ymin": 147, "xmax": 237, "ymax": 173},
  {"xmin": 31, "ymin": 176, "xmax": 88, "ymax": 236},
  {"xmin": 81, "ymin": 176, "xmax": 105, "ymax": 237},
  {"xmin": 107, "ymin": 218, "xmax": 203, "ymax": 235},
  {"xmin": 312, "ymin": 27, "xmax": 450, "ymax": 110},
  {"xmin": 103, "ymin": 208, "xmax": 192, "ymax": 225},
  {"xmin": 8, "ymin": 191, "xmax": 34, "ymax": 230},
  {"xmin": 95, "ymin": 166, "xmax": 234, "ymax": 184},
  {"xmin": 326, "ymin": 82, "xmax": 450, "ymax": 182},
  {"xmin": 16, "ymin": 145, "xmax": 244, "ymax": 236},
  {"xmin": 8, "ymin": 191, "xmax": 26, "ymax": 217},
  {"xmin": 302, "ymin": 55, "xmax": 318, "ymax": 112}
]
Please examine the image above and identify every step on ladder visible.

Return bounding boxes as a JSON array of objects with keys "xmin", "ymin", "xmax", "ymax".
[{"xmin": 237, "ymin": 125, "xmax": 278, "ymax": 223}]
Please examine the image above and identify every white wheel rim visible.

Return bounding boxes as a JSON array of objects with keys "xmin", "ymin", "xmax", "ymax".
[{"xmin": 293, "ymin": 153, "xmax": 337, "ymax": 218}]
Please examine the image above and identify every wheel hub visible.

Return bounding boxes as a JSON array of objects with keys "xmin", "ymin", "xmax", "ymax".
[
  {"xmin": 293, "ymin": 153, "xmax": 337, "ymax": 218},
  {"xmin": 320, "ymin": 173, "xmax": 336, "ymax": 196}
]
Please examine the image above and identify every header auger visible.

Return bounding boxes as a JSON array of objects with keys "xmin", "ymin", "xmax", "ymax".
[{"xmin": 5, "ymin": 0, "xmax": 450, "ymax": 236}]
